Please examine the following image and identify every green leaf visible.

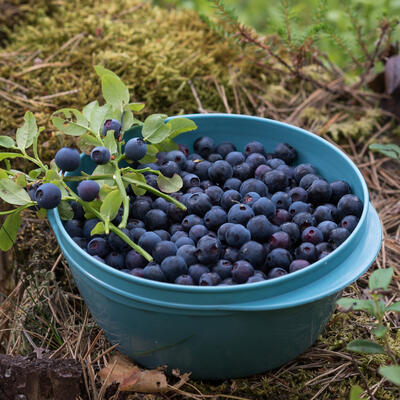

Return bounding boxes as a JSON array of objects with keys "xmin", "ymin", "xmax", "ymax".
[
  {"xmin": 157, "ymin": 173, "xmax": 183, "ymax": 193},
  {"xmin": 121, "ymin": 110, "xmax": 134, "ymax": 133},
  {"xmin": 124, "ymin": 172, "xmax": 146, "ymax": 196},
  {"xmin": 349, "ymin": 385, "xmax": 363, "ymax": 400},
  {"xmin": 379, "ymin": 365, "xmax": 400, "ymax": 385},
  {"xmin": 0, "ymin": 170, "xmax": 8, "ymax": 179},
  {"xmin": 92, "ymin": 164, "xmax": 115, "ymax": 186},
  {"xmin": 104, "ymin": 131, "xmax": 118, "ymax": 155},
  {"xmin": 336, "ymin": 298, "xmax": 375, "ymax": 314},
  {"xmin": 142, "ymin": 114, "xmax": 170, "ymax": 144},
  {"xmin": 94, "ymin": 65, "xmax": 129, "ymax": 109},
  {"xmin": 387, "ymin": 301, "xmax": 400, "ymax": 312},
  {"xmin": 15, "ymin": 174, "xmax": 27, "ymax": 188},
  {"xmin": 0, "ymin": 179, "xmax": 32, "ymax": 205},
  {"xmin": 369, "ymin": 143, "xmax": 400, "ymax": 161},
  {"xmin": 58, "ymin": 200, "xmax": 74, "ymax": 220},
  {"xmin": 100, "ymin": 189, "xmax": 122, "ymax": 224},
  {"xmin": 138, "ymin": 143, "xmax": 158, "ymax": 164},
  {"xmin": 77, "ymin": 133, "xmax": 103, "ymax": 154},
  {"xmin": 0, "ymin": 153, "xmax": 24, "ymax": 162},
  {"xmin": 371, "ymin": 325, "xmax": 387, "ymax": 338},
  {"xmin": 128, "ymin": 103, "xmax": 145, "ymax": 112},
  {"xmin": 91, "ymin": 221, "xmax": 105, "ymax": 236},
  {"xmin": 0, "ymin": 136, "xmax": 15, "ymax": 148},
  {"xmin": 347, "ymin": 339, "xmax": 386, "ymax": 354},
  {"xmin": 369, "ymin": 268, "xmax": 393, "ymax": 291},
  {"xmin": 82, "ymin": 100, "xmax": 98, "ymax": 121},
  {"xmin": 167, "ymin": 117, "xmax": 197, "ymax": 139},
  {"xmin": 52, "ymin": 108, "xmax": 89, "ymax": 136},
  {"xmin": 45, "ymin": 169, "xmax": 60, "ymax": 182},
  {"xmin": 0, "ymin": 212, "xmax": 21, "ymax": 251},
  {"xmin": 89, "ymin": 102, "xmax": 112, "ymax": 135},
  {"xmin": 16, "ymin": 111, "xmax": 37, "ymax": 151},
  {"xmin": 29, "ymin": 168, "xmax": 42, "ymax": 179},
  {"xmin": 157, "ymin": 139, "xmax": 179, "ymax": 152}
]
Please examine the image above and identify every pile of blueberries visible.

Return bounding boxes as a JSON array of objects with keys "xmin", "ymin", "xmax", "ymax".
[{"xmin": 63, "ymin": 135, "xmax": 363, "ymax": 286}]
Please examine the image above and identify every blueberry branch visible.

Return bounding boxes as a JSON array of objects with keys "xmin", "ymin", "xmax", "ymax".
[
  {"xmin": 111, "ymin": 159, "xmax": 130, "ymax": 229},
  {"xmin": 0, "ymin": 203, "xmax": 35, "ymax": 215}
]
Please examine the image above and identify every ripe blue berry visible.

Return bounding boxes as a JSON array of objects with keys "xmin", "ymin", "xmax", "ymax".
[
  {"xmin": 216, "ymin": 142, "xmax": 237, "ymax": 157},
  {"xmin": 244, "ymin": 141, "xmax": 265, "ymax": 156},
  {"xmin": 102, "ymin": 119, "xmax": 122, "ymax": 138},
  {"xmin": 223, "ymin": 178, "xmax": 242, "ymax": 192},
  {"xmin": 307, "ymin": 179, "xmax": 332, "ymax": 205},
  {"xmin": 330, "ymin": 180, "xmax": 351, "ymax": 204},
  {"xmin": 240, "ymin": 178, "xmax": 268, "ymax": 197},
  {"xmin": 87, "ymin": 237, "xmax": 109, "ymax": 258},
  {"xmin": 267, "ymin": 267, "xmax": 288, "ymax": 279},
  {"xmin": 269, "ymin": 231, "xmax": 291, "ymax": 250},
  {"xmin": 125, "ymin": 250, "xmax": 147, "ymax": 269},
  {"xmin": 247, "ymin": 215, "xmax": 277, "ymax": 242},
  {"xmin": 294, "ymin": 164, "xmax": 317, "ymax": 183},
  {"xmin": 337, "ymin": 194, "xmax": 363, "ymax": 218},
  {"xmin": 138, "ymin": 232, "xmax": 162, "ymax": 253},
  {"xmin": 77, "ymin": 180, "xmax": 100, "ymax": 202},
  {"xmin": 204, "ymin": 206, "xmax": 227, "ymax": 231},
  {"xmin": 55, "ymin": 147, "xmax": 80, "ymax": 171},
  {"xmin": 145, "ymin": 209, "xmax": 168, "ymax": 230},
  {"xmin": 208, "ymin": 160, "xmax": 233, "ymax": 184},
  {"xmin": 90, "ymin": 146, "xmax": 110, "ymax": 165},
  {"xmin": 266, "ymin": 248, "xmax": 292, "ymax": 270},
  {"xmin": 252, "ymin": 197, "xmax": 276, "ymax": 219},
  {"xmin": 197, "ymin": 235, "xmax": 222, "ymax": 265},
  {"xmin": 186, "ymin": 192, "xmax": 212, "ymax": 216},
  {"xmin": 329, "ymin": 227, "xmax": 351, "ymax": 249},
  {"xmin": 166, "ymin": 150, "xmax": 186, "ymax": 168},
  {"xmin": 35, "ymin": 183, "xmax": 62, "ymax": 209},
  {"xmin": 153, "ymin": 241, "xmax": 177, "ymax": 264},
  {"xmin": 105, "ymin": 252, "xmax": 125, "ymax": 269},
  {"xmin": 143, "ymin": 263, "xmax": 166, "ymax": 282},
  {"xmin": 233, "ymin": 162, "xmax": 252, "ymax": 181},
  {"xmin": 175, "ymin": 275, "xmax": 195, "ymax": 285},
  {"xmin": 263, "ymin": 170, "xmax": 288, "ymax": 193},
  {"xmin": 239, "ymin": 241, "xmax": 266, "ymax": 267},
  {"xmin": 289, "ymin": 259, "xmax": 310, "ymax": 273},
  {"xmin": 295, "ymin": 242, "xmax": 317, "ymax": 262},
  {"xmin": 199, "ymin": 272, "xmax": 221, "ymax": 286},
  {"xmin": 176, "ymin": 244, "xmax": 198, "ymax": 266},
  {"xmin": 189, "ymin": 224, "xmax": 208, "ymax": 242},
  {"xmin": 212, "ymin": 259, "xmax": 233, "ymax": 280},
  {"xmin": 301, "ymin": 226, "xmax": 323, "ymax": 245},
  {"xmin": 125, "ymin": 137, "xmax": 147, "ymax": 161},
  {"xmin": 160, "ymin": 256, "xmax": 188, "ymax": 282},
  {"xmin": 188, "ymin": 264, "xmax": 210, "ymax": 284},
  {"xmin": 274, "ymin": 142, "xmax": 297, "ymax": 164},
  {"xmin": 225, "ymin": 224, "xmax": 251, "ymax": 247},
  {"xmin": 193, "ymin": 136, "xmax": 216, "ymax": 158},
  {"xmin": 232, "ymin": 260, "xmax": 254, "ymax": 283},
  {"xmin": 340, "ymin": 215, "xmax": 359, "ymax": 232},
  {"xmin": 221, "ymin": 189, "xmax": 242, "ymax": 210},
  {"xmin": 228, "ymin": 203, "xmax": 254, "ymax": 225}
]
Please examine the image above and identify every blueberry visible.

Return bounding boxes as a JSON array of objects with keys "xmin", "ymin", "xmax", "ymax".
[
  {"xmin": 223, "ymin": 178, "xmax": 242, "ymax": 192},
  {"xmin": 247, "ymin": 215, "xmax": 277, "ymax": 242},
  {"xmin": 183, "ymin": 173, "xmax": 200, "ymax": 189},
  {"xmin": 289, "ymin": 259, "xmax": 310, "ymax": 273},
  {"xmin": 271, "ymin": 191, "xmax": 292, "ymax": 210},
  {"xmin": 129, "ymin": 268, "xmax": 144, "ymax": 278},
  {"xmin": 127, "ymin": 219, "xmax": 145, "ymax": 230},
  {"xmin": 178, "ymin": 143, "xmax": 189, "ymax": 157},
  {"xmin": 145, "ymin": 173, "xmax": 158, "ymax": 188},
  {"xmin": 102, "ymin": 119, "xmax": 121, "ymax": 138},
  {"xmin": 269, "ymin": 231, "xmax": 291, "ymax": 250},
  {"xmin": 292, "ymin": 212, "xmax": 316, "ymax": 231},
  {"xmin": 193, "ymin": 136, "xmax": 216, "ymax": 158},
  {"xmin": 232, "ymin": 260, "xmax": 254, "ymax": 283},
  {"xmin": 254, "ymin": 164, "xmax": 272, "ymax": 180},
  {"xmin": 219, "ymin": 277, "xmax": 238, "ymax": 286},
  {"xmin": 186, "ymin": 193, "xmax": 212, "ymax": 216},
  {"xmin": 232, "ymin": 162, "xmax": 252, "ymax": 181},
  {"xmin": 131, "ymin": 199, "xmax": 152, "ymax": 220},
  {"xmin": 340, "ymin": 215, "xmax": 359, "ymax": 232},
  {"xmin": 313, "ymin": 205, "xmax": 334, "ymax": 224},
  {"xmin": 212, "ymin": 259, "xmax": 233, "ymax": 280},
  {"xmin": 295, "ymin": 242, "xmax": 317, "ymax": 262},
  {"xmin": 64, "ymin": 219, "xmax": 83, "ymax": 237},
  {"xmin": 87, "ymin": 237, "xmax": 109, "ymax": 258},
  {"xmin": 125, "ymin": 250, "xmax": 147, "ymax": 269},
  {"xmin": 54, "ymin": 147, "xmax": 80, "ymax": 171},
  {"xmin": 276, "ymin": 164, "xmax": 295, "ymax": 181},
  {"xmin": 216, "ymin": 142, "xmax": 237, "ymax": 157},
  {"xmin": 156, "ymin": 151, "xmax": 168, "ymax": 164},
  {"xmin": 138, "ymin": 232, "xmax": 162, "ymax": 253},
  {"xmin": 196, "ymin": 235, "xmax": 222, "ymax": 265},
  {"xmin": 83, "ymin": 218, "xmax": 101, "ymax": 239},
  {"xmin": 307, "ymin": 179, "xmax": 332, "ymax": 205},
  {"xmin": 152, "ymin": 198, "xmax": 170, "ymax": 213},
  {"xmin": 246, "ymin": 274, "xmax": 266, "ymax": 283},
  {"xmin": 266, "ymin": 248, "xmax": 292, "ymax": 270},
  {"xmin": 108, "ymin": 229, "xmax": 131, "ymax": 252},
  {"xmin": 299, "ymin": 174, "xmax": 320, "ymax": 190},
  {"xmin": 176, "ymin": 244, "xmax": 198, "ymax": 266},
  {"xmin": 160, "ymin": 160, "xmax": 180, "ymax": 178},
  {"xmin": 145, "ymin": 209, "xmax": 168, "ymax": 230},
  {"xmin": 330, "ymin": 180, "xmax": 351, "ymax": 204},
  {"xmin": 244, "ymin": 141, "xmax": 265, "ymax": 157},
  {"xmin": 252, "ymin": 197, "xmax": 276, "ymax": 219},
  {"xmin": 130, "ymin": 227, "xmax": 146, "ymax": 243},
  {"xmin": 175, "ymin": 275, "xmax": 195, "ymax": 285},
  {"xmin": 90, "ymin": 146, "xmax": 110, "ymax": 165},
  {"xmin": 239, "ymin": 241, "xmax": 266, "ymax": 267},
  {"xmin": 322, "ymin": 203, "xmax": 338, "ymax": 221},
  {"xmin": 188, "ymin": 153, "xmax": 203, "ymax": 161},
  {"xmin": 240, "ymin": 178, "xmax": 268, "ymax": 197},
  {"xmin": 294, "ymin": 164, "xmax": 317, "ymax": 183},
  {"xmin": 194, "ymin": 160, "xmax": 211, "ymax": 180},
  {"xmin": 183, "ymin": 159, "xmax": 196, "ymax": 173},
  {"xmin": 186, "ymin": 186, "xmax": 204, "ymax": 194},
  {"xmin": 225, "ymin": 224, "xmax": 251, "ymax": 247},
  {"xmin": 228, "ymin": 204, "xmax": 254, "ymax": 225},
  {"xmin": 246, "ymin": 153, "xmax": 267, "ymax": 171},
  {"xmin": 175, "ymin": 237, "xmax": 195, "ymax": 248},
  {"xmin": 266, "ymin": 158, "xmax": 285, "ymax": 169},
  {"xmin": 200, "ymin": 180, "xmax": 213, "ymax": 190},
  {"xmin": 27, "ymin": 182, "xmax": 40, "ymax": 203},
  {"xmin": 205, "ymin": 185, "xmax": 224, "ymax": 205},
  {"xmin": 225, "ymin": 151, "xmax": 245, "ymax": 166},
  {"xmin": 289, "ymin": 187, "xmax": 308, "ymax": 202},
  {"xmin": 154, "ymin": 230, "xmax": 171, "ymax": 242},
  {"xmin": 142, "ymin": 263, "xmax": 166, "ymax": 282},
  {"xmin": 329, "ymin": 227, "xmax": 351, "ymax": 249},
  {"xmin": 199, "ymin": 272, "xmax": 221, "ymax": 286},
  {"xmin": 208, "ymin": 153, "xmax": 223, "ymax": 162},
  {"xmin": 242, "ymin": 192, "xmax": 261, "ymax": 207},
  {"xmin": 77, "ymin": 180, "xmax": 100, "ymax": 202},
  {"xmin": 171, "ymin": 230, "xmax": 188, "ymax": 243},
  {"xmin": 301, "ymin": 226, "xmax": 323, "ymax": 245},
  {"xmin": 280, "ymin": 222, "xmax": 301, "ymax": 244},
  {"xmin": 160, "ymin": 256, "xmax": 188, "ymax": 282},
  {"xmin": 208, "ymin": 160, "xmax": 233, "ymax": 184},
  {"xmin": 166, "ymin": 150, "xmax": 186, "ymax": 168},
  {"xmin": 271, "ymin": 209, "xmax": 291, "ymax": 226},
  {"xmin": 221, "ymin": 246, "xmax": 240, "ymax": 263},
  {"xmin": 274, "ymin": 143, "xmax": 297, "ymax": 164},
  {"xmin": 152, "ymin": 241, "xmax": 177, "ymax": 264},
  {"xmin": 217, "ymin": 222, "xmax": 235, "ymax": 243},
  {"xmin": 167, "ymin": 202, "xmax": 186, "ymax": 224},
  {"xmin": 319, "ymin": 250, "xmax": 331, "ymax": 259},
  {"xmin": 267, "ymin": 267, "xmax": 288, "ymax": 279},
  {"xmin": 70, "ymin": 201, "xmax": 85, "ymax": 220},
  {"xmin": 263, "ymin": 170, "xmax": 288, "ymax": 193},
  {"xmin": 204, "ymin": 206, "xmax": 227, "ymax": 231},
  {"xmin": 337, "ymin": 194, "xmax": 363, "ymax": 218},
  {"xmin": 105, "ymin": 252, "xmax": 125, "ymax": 269},
  {"xmin": 315, "ymin": 242, "xmax": 332, "ymax": 254},
  {"xmin": 189, "ymin": 224, "xmax": 208, "ymax": 242},
  {"xmin": 35, "ymin": 183, "xmax": 62, "ymax": 210},
  {"xmin": 72, "ymin": 236, "xmax": 87, "ymax": 249},
  {"xmin": 169, "ymin": 223, "xmax": 184, "ymax": 235},
  {"xmin": 221, "ymin": 190, "xmax": 241, "ymax": 210},
  {"xmin": 182, "ymin": 214, "xmax": 203, "ymax": 232},
  {"xmin": 188, "ymin": 264, "xmax": 210, "ymax": 284}
]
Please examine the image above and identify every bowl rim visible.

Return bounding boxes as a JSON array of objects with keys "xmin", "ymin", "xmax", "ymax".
[{"xmin": 48, "ymin": 113, "xmax": 371, "ymax": 293}]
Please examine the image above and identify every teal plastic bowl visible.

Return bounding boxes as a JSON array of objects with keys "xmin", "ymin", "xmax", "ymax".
[{"xmin": 48, "ymin": 114, "xmax": 382, "ymax": 379}]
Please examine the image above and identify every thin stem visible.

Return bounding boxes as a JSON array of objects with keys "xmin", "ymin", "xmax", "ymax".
[
  {"xmin": 32, "ymin": 135, "xmax": 47, "ymax": 171},
  {"xmin": 0, "ymin": 203, "xmax": 35, "ymax": 215},
  {"xmin": 63, "ymin": 174, "xmax": 115, "ymax": 182},
  {"xmin": 111, "ymin": 160, "xmax": 129, "ymax": 229}
]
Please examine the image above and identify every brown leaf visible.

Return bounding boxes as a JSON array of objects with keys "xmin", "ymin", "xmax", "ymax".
[
  {"xmin": 385, "ymin": 55, "xmax": 400, "ymax": 94},
  {"xmin": 98, "ymin": 353, "xmax": 167, "ymax": 393}
]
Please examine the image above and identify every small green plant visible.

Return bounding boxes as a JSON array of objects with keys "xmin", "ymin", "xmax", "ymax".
[
  {"xmin": 337, "ymin": 268, "xmax": 400, "ymax": 395},
  {"xmin": 0, "ymin": 66, "xmax": 197, "ymax": 260},
  {"xmin": 369, "ymin": 143, "xmax": 400, "ymax": 163}
]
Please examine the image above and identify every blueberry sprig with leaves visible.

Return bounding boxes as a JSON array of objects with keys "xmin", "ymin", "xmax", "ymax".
[
  {"xmin": 0, "ymin": 66, "xmax": 197, "ymax": 260},
  {"xmin": 337, "ymin": 268, "xmax": 400, "ymax": 393}
]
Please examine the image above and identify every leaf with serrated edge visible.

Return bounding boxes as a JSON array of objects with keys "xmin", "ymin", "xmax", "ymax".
[
  {"xmin": 58, "ymin": 201, "xmax": 74, "ymax": 221},
  {"xmin": 100, "ymin": 190, "xmax": 122, "ymax": 223},
  {"xmin": 142, "ymin": 114, "xmax": 170, "ymax": 144},
  {"xmin": 347, "ymin": 339, "xmax": 386, "ymax": 354},
  {"xmin": 0, "ymin": 136, "xmax": 15, "ymax": 148},
  {"xmin": 0, "ymin": 213, "xmax": 21, "ymax": 251},
  {"xmin": 16, "ymin": 112, "xmax": 37, "ymax": 151},
  {"xmin": 157, "ymin": 173, "xmax": 183, "ymax": 193},
  {"xmin": 0, "ymin": 179, "xmax": 32, "ymax": 205},
  {"xmin": 369, "ymin": 268, "xmax": 393, "ymax": 291},
  {"xmin": 379, "ymin": 365, "xmax": 400, "ymax": 385}
]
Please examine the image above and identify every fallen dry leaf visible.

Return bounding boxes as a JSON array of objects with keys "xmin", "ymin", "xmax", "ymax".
[{"xmin": 98, "ymin": 353, "xmax": 167, "ymax": 393}]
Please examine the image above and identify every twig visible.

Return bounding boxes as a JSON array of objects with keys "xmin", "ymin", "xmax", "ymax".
[
  {"xmin": 350, "ymin": 353, "xmax": 377, "ymax": 400},
  {"xmin": 187, "ymin": 80, "xmax": 208, "ymax": 113}
]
